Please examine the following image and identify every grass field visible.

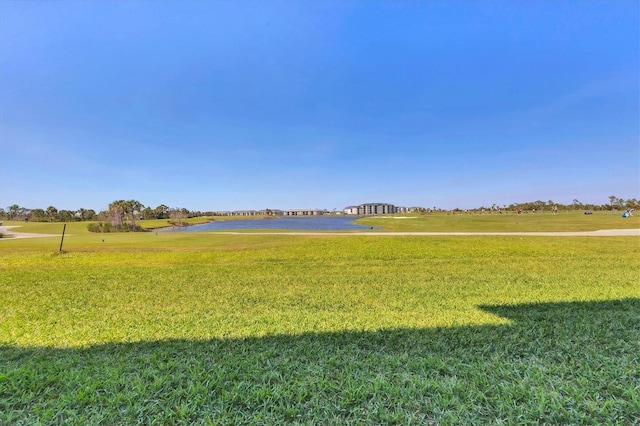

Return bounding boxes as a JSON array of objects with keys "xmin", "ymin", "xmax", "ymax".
[
  {"xmin": 1, "ymin": 214, "xmax": 639, "ymax": 424},
  {"xmin": 357, "ymin": 210, "xmax": 640, "ymax": 232}
]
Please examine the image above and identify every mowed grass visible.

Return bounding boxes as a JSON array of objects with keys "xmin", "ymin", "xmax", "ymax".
[
  {"xmin": 356, "ymin": 210, "xmax": 640, "ymax": 232},
  {"xmin": 0, "ymin": 216, "xmax": 639, "ymax": 424}
]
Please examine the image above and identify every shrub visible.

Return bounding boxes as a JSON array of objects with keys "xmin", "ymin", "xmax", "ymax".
[{"xmin": 88, "ymin": 222, "xmax": 147, "ymax": 233}]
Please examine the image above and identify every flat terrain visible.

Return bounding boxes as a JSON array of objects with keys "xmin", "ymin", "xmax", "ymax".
[
  {"xmin": 3, "ymin": 224, "xmax": 639, "ymax": 239},
  {"xmin": 1, "ymin": 213, "xmax": 638, "ymax": 424},
  {"xmin": 216, "ymin": 229, "xmax": 640, "ymax": 236},
  {"xmin": 0, "ymin": 225, "xmax": 60, "ymax": 239}
]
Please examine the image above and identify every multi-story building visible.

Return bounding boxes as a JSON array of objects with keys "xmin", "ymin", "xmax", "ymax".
[
  {"xmin": 283, "ymin": 209, "xmax": 326, "ymax": 216},
  {"xmin": 344, "ymin": 203, "xmax": 397, "ymax": 215}
]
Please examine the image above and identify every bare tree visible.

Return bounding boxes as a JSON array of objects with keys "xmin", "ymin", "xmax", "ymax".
[
  {"xmin": 108, "ymin": 200, "xmax": 127, "ymax": 228},
  {"xmin": 169, "ymin": 208, "xmax": 189, "ymax": 225}
]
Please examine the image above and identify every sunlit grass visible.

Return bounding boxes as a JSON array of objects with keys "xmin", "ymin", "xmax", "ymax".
[
  {"xmin": 1, "ymin": 220, "xmax": 638, "ymax": 423},
  {"xmin": 356, "ymin": 211, "xmax": 640, "ymax": 232},
  {"xmin": 2, "ymin": 235, "xmax": 638, "ymax": 347}
]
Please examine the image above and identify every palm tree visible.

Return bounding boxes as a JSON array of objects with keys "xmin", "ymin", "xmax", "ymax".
[
  {"xmin": 154, "ymin": 204, "xmax": 170, "ymax": 219},
  {"xmin": 127, "ymin": 200, "xmax": 144, "ymax": 228},
  {"xmin": 7, "ymin": 204, "xmax": 20, "ymax": 220},
  {"xmin": 108, "ymin": 200, "xmax": 127, "ymax": 228},
  {"xmin": 46, "ymin": 206, "xmax": 58, "ymax": 222}
]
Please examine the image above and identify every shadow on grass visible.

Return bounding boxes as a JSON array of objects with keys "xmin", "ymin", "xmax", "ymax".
[{"xmin": 2, "ymin": 299, "xmax": 638, "ymax": 424}]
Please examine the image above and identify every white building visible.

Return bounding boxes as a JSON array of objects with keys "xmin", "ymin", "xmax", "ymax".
[
  {"xmin": 343, "ymin": 206, "xmax": 359, "ymax": 215},
  {"xmin": 343, "ymin": 203, "xmax": 397, "ymax": 215},
  {"xmin": 283, "ymin": 209, "xmax": 327, "ymax": 216},
  {"xmin": 227, "ymin": 210, "xmax": 259, "ymax": 216},
  {"xmin": 396, "ymin": 206, "xmax": 418, "ymax": 213}
]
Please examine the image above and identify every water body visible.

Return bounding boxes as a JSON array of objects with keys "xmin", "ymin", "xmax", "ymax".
[{"xmin": 161, "ymin": 216, "xmax": 373, "ymax": 232}]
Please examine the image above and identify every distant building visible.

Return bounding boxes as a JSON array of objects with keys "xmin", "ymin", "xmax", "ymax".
[
  {"xmin": 283, "ymin": 209, "xmax": 327, "ymax": 216},
  {"xmin": 343, "ymin": 206, "xmax": 359, "ymax": 215},
  {"xmin": 258, "ymin": 209, "xmax": 284, "ymax": 216},
  {"xmin": 396, "ymin": 206, "xmax": 419, "ymax": 213},
  {"xmin": 344, "ymin": 203, "xmax": 397, "ymax": 215}
]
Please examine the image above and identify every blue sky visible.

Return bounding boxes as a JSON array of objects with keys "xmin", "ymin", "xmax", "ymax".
[{"xmin": 1, "ymin": 1, "xmax": 638, "ymax": 212}]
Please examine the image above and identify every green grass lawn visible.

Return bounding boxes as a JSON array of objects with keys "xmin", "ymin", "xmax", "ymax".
[
  {"xmin": 1, "ymin": 215, "xmax": 639, "ymax": 424},
  {"xmin": 356, "ymin": 210, "xmax": 640, "ymax": 232}
]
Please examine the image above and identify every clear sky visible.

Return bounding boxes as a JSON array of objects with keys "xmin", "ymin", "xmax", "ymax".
[{"xmin": 1, "ymin": 1, "xmax": 638, "ymax": 212}]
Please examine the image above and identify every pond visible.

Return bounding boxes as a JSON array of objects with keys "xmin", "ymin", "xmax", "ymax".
[{"xmin": 161, "ymin": 216, "xmax": 374, "ymax": 232}]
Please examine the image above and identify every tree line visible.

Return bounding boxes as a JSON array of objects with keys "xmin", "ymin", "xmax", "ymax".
[
  {"xmin": 426, "ymin": 196, "xmax": 638, "ymax": 214},
  {"xmin": 2, "ymin": 195, "xmax": 638, "ymax": 226},
  {"xmin": 491, "ymin": 196, "xmax": 637, "ymax": 213},
  {"xmin": 0, "ymin": 204, "xmax": 98, "ymax": 223},
  {"xmin": 0, "ymin": 200, "xmax": 197, "ymax": 232}
]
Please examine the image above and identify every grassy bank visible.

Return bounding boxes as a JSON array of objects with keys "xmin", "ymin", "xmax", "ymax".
[{"xmin": 1, "ymin": 218, "xmax": 638, "ymax": 423}]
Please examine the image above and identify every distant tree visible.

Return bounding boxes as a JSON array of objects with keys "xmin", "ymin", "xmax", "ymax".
[
  {"xmin": 57, "ymin": 210, "xmax": 75, "ymax": 222},
  {"xmin": 108, "ymin": 200, "xmax": 127, "ymax": 228},
  {"xmin": 30, "ymin": 208, "xmax": 46, "ymax": 222},
  {"xmin": 625, "ymin": 198, "xmax": 638, "ymax": 209},
  {"xmin": 8, "ymin": 204, "xmax": 20, "ymax": 220},
  {"xmin": 169, "ymin": 208, "xmax": 188, "ymax": 225},
  {"xmin": 97, "ymin": 210, "xmax": 109, "ymax": 222},
  {"xmin": 104, "ymin": 200, "xmax": 147, "ymax": 231},
  {"xmin": 608, "ymin": 195, "xmax": 617, "ymax": 209},
  {"xmin": 76, "ymin": 208, "xmax": 97, "ymax": 221},
  {"xmin": 46, "ymin": 206, "xmax": 58, "ymax": 222},
  {"xmin": 141, "ymin": 207, "xmax": 155, "ymax": 220},
  {"xmin": 572, "ymin": 199, "xmax": 582, "ymax": 210},
  {"xmin": 127, "ymin": 200, "xmax": 144, "ymax": 228},
  {"xmin": 154, "ymin": 204, "xmax": 170, "ymax": 219},
  {"xmin": 78, "ymin": 208, "xmax": 97, "ymax": 221}
]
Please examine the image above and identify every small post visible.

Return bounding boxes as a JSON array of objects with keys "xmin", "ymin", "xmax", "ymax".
[{"xmin": 59, "ymin": 223, "xmax": 67, "ymax": 253}]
